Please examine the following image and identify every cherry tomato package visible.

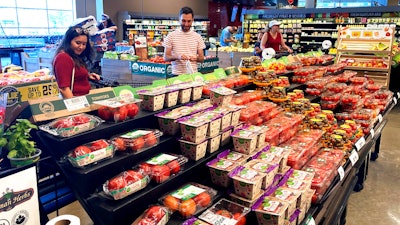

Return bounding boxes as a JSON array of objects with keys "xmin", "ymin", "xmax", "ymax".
[
  {"xmin": 138, "ymin": 153, "xmax": 188, "ymax": 183},
  {"xmin": 198, "ymin": 198, "xmax": 250, "ymax": 225},
  {"xmin": 159, "ymin": 182, "xmax": 217, "ymax": 218},
  {"xmin": 94, "ymin": 96, "xmax": 141, "ymax": 122},
  {"xmin": 67, "ymin": 139, "xmax": 116, "ymax": 168},
  {"xmin": 111, "ymin": 129, "xmax": 163, "ymax": 153},
  {"xmin": 39, "ymin": 113, "xmax": 102, "ymax": 137},
  {"xmin": 103, "ymin": 169, "xmax": 150, "ymax": 200},
  {"xmin": 131, "ymin": 205, "xmax": 172, "ymax": 225}
]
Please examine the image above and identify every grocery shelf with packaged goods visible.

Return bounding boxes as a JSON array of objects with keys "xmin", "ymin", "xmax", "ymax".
[{"xmin": 122, "ymin": 17, "xmax": 209, "ymax": 41}]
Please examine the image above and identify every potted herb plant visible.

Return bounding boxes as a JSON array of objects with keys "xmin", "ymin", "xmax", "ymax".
[{"xmin": 0, "ymin": 119, "xmax": 41, "ymax": 167}]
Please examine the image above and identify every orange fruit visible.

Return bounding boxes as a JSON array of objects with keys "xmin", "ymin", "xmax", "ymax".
[
  {"xmin": 179, "ymin": 199, "xmax": 197, "ymax": 217},
  {"xmin": 192, "ymin": 192, "xmax": 211, "ymax": 207},
  {"xmin": 163, "ymin": 195, "xmax": 180, "ymax": 211}
]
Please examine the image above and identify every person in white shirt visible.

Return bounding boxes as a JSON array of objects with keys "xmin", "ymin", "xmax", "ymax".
[{"xmin": 163, "ymin": 6, "xmax": 206, "ymax": 76}]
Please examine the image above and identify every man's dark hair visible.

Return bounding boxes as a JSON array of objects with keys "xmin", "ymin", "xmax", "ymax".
[{"xmin": 179, "ymin": 6, "xmax": 194, "ymax": 17}]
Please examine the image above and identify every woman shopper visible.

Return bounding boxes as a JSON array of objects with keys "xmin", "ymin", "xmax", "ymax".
[
  {"xmin": 53, "ymin": 25, "xmax": 100, "ymax": 98},
  {"xmin": 260, "ymin": 20, "xmax": 293, "ymax": 54}
]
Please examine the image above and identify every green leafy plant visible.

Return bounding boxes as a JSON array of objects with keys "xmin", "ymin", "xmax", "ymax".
[{"xmin": 0, "ymin": 119, "xmax": 38, "ymax": 158}]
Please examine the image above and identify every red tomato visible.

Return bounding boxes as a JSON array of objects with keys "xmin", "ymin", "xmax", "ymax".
[
  {"xmin": 151, "ymin": 165, "xmax": 170, "ymax": 183},
  {"xmin": 73, "ymin": 115, "xmax": 91, "ymax": 124},
  {"xmin": 131, "ymin": 137, "xmax": 145, "ymax": 151},
  {"xmin": 137, "ymin": 217, "xmax": 157, "ymax": 225},
  {"xmin": 107, "ymin": 176, "xmax": 127, "ymax": 190},
  {"xmin": 143, "ymin": 132, "xmax": 158, "ymax": 147},
  {"xmin": 126, "ymin": 103, "xmax": 139, "ymax": 118},
  {"xmin": 233, "ymin": 212, "xmax": 246, "ymax": 225},
  {"xmin": 112, "ymin": 138, "xmax": 126, "ymax": 151},
  {"xmin": 90, "ymin": 140, "xmax": 109, "ymax": 151},
  {"xmin": 192, "ymin": 192, "xmax": 211, "ymax": 207},
  {"xmin": 144, "ymin": 205, "xmax": 166, "ymax": 222},
  {"xmin": 215, "ymin": 209, "xmax": 233, "ymax": 218},
  {"xmin": 52, "ymin": 118, "xmax": 75, "ymax": 128},
  {"xmin": 179, "ymin": 199, "xmax": 197, "ymax": 217},
  {"xmin": 72, "ymin": 146, "xmax": 92, "ymax": 158},
  {"xmin": 124, "ymin": 170, "xmax": 144, "ymax": 184},
  {"xmin": 139, "ymin": 163, "xmax": 153, "ymax": 174},
  {"xmin": 98, "ymin": 106, "xmax": 113, "ymax": 121},
  {"xmin": 166, "ymin": 160, "xmax": 180, "ymax": 174},
  {"xmin": 113, "ymin": 106, "xmax": 128, "ymax": 122}
]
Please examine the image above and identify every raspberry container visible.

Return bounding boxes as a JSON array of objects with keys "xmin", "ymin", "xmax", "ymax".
[
  {"xmin": 179, "ymin": 138, "xmax": 208, "ymax": 161},
  {"xmin": 229, "ymin": 165, "xmax": 265, "ymax": 199},
  {"xmin": 252, "ymin": 196, "xmax": 289, "ymax": 225},
  {"xmin": 231, "ymin": 129, "xmax": 259, "ymax": 154},
  {"xmin": 244, "ymin": 160, "xmax": 279, "ymax": 190},
  {"xmin": 207, "ymin": 158, "xmax": 239, "ymax": 188}
]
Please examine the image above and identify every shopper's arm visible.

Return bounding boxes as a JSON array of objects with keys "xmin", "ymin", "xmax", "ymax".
[
  {"xmin": 280, "ymin": 36, "xmax": 293, "ymax": 53},
  {"xmin": 59, "ymin": 87, "xmax": 74, "ymax": 99},
  {"xmin": 260, "ymin": 33, "xmax": 268, "ymax": 50}
]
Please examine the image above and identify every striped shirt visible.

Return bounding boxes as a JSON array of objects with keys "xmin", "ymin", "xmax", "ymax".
[{"xmin": 163, "ymin": 29, "xmax": 206, "ymax": 75}]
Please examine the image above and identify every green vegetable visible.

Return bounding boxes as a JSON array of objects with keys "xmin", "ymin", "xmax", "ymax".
[{"xmin": 1, "ymin": 119, "xmax": 38, "ymax": 158}]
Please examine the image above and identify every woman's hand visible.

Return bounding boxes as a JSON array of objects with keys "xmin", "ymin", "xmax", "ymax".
[{"xmin": 89, "ymin": 73, "xmax": 101, "ymax": 81}]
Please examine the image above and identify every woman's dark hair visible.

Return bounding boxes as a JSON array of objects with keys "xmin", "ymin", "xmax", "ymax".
[
  {"xmin": 54, "ymin": 25, "xmax": 95, "ymax": 68},
  {"xmin": 179, "ymin": 6, "xmax": 194, "ymax": 17}
]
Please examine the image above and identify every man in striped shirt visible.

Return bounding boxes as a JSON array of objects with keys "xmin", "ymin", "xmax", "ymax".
[{"xmin": 163, "ymin": 6, "xmax": 206, "ymax": 76}]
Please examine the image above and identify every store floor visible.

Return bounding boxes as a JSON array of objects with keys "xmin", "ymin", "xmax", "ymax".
[{"xmin": 47, "ymin": 105, "xmax": 400, "ymax": 225}]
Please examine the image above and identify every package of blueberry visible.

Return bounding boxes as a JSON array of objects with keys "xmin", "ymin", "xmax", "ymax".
[
  {"xmin": 131, "ymin": 204, "xmax": 173, "ymax": 225},
  {"xmin": 111, "ymin": 129, "xmax": 163, "ymax": 153},
  {"xmin": 159, "ymin": 182, "xmax": 218, "ymax": 218},
  {"xmin": 199, "ymin": 198, "xmax": 250, "ymax": 225},
  {"xmin": 67, "ymin": 139, "xmax": 116, "ymax": 168},
  {"xmin": 39, "ymin": 113, "xmax": 103, "ymax": 137},
  {"xmin": 103, "ymin": 169, "xmax": 150, "ymax": 200},
  {"xmin": 138, "ymin": 153, "xmax": 188, "ymax": 183}
]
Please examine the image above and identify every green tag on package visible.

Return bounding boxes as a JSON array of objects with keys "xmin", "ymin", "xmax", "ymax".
[
  {"xmin": 167, "ymin": 74, "xmax": 193, "ymax": 84},
  {"xmin": 214, "ymin": 68, "xmax": 227, "ymax": 79}
]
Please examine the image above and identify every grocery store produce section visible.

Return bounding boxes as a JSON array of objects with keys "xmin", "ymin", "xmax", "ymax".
[{"xmin": 14, "ymin": 45, "xmax": 394, "ymax": 225}]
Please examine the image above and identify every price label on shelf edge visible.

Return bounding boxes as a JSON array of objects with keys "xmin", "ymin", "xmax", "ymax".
[
  {"xmin": 349, "ymin": 149, "xmax": 359, "ymax": 166},
  {"xmin": 354, "ymin": 136, "xmax": 366, "ymax": 151},
  {"xmin": 338, "ymin": 166, "xmax": 345, "ymax": 181},
  {"xmin": 378, "ymin": 114, "xmax": 383, "ymax": 123},
  {"xmin": 394, "ymin": 97, "xmax": 398, "ymax": 105},
  {"xmin": 370, "ymin": 128, "xmax": 375, "ymax": 138},
  {"xmin": 305, "ymin": 216, "xmax": 316, "ymax": 225},
  {"xmin": 397, "ymin": 92, "xmax": 400, "ymax": 99}
]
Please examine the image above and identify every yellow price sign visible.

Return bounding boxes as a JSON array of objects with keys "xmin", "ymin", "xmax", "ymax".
[{"xmin": 17, "ymin": 82, "xmax": 59, "ymax": 102}]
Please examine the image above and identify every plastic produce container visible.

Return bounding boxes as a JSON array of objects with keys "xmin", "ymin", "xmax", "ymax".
[
  {"xmin": 178, "ymin": 115, "xmax": 209, "ymax": 144},
  {"xmin": 209, "ymin": 86, "xmax": 237, "ymax": 106},
  {"xmin": 198, "ymin": 198, "xmax": 250, "ymax": 225},
  {"xmin": 131, "ymin": 205, "xmax": 172, "ymax": 225},
  {"xmin": 229, "ymin": 166, "xmax": 265, "ymax": 199},
  {"xmin": 102, "ymin": 169, "xmax": 150, "ymax": 200},
  {"xmin": 244, "ymin": 160, "xmax": 279, "ymax": 190},
  {"xmin": 111, "ymin": 129, "xmax": 163, "ymax": 153},
  {"xmin": 207, "ymin": 158, "xmax": 239, "ymax": 188},
  {"xmin": 252, "ymin": 196, "xmax": 289, "ymax": 225},
  {"xmin": 231, "ymin": 129, "xmax": 259, "ymax": 154},
  {"xmin": 159, "ymin": 182, "xmax": 218, "ymax": 218},
  {"xmin": 137, "ymin": 89, "xmax": 166, "ymax": 111},
  {"xmin": 67, "ymin": 139, "xmax": 116, "ymax": 168},
  {"xmin": 269, "ymin": 187, "xmax": 301, "ymax": 219},
  {"xmin": 39, "ymin": 114, "xmax": 102, "ymax": 137},
  {"xmin": 138, "ymin": 153, "xmax": 188, "ymax": 183}
]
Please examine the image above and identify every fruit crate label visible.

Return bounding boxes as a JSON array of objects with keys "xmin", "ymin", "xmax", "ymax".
[
  {"xmin": 200, "ymin": 211, "xmax": 238, "ymax": 225},
  {"xmin": 354, "ymin": 137, "xmax": 366, "ymax": 151},
  {"xmin": 120, "ymin": 130, "xmax": 151, "ymax": 138},
  {"xmin": 63, "ymin": 96, "xmax": 90, "ymax": 111},
  {"xmin": 171, "ymin": 184, "xmax": 205, "ymax": 200},
  {"xmin": 338, "ymin": 166, "xmax": 345, "ymax": 181},
  {"xmin": 349, "ymin": 149, "xmax": 359, "ymax": 166},
  {"xmin": 146, "ymin": 153, "xmax": 177, "ymax": 165}
]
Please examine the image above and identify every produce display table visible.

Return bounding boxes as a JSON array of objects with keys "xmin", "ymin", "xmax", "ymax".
[{"xmin": 33, "ymin": 73, "xmax": 398, "ymax": 225}]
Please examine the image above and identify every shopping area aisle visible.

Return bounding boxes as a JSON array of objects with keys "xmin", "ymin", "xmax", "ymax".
[
  {"xmin": 47, "ymin": 105, "xmax": 400, "ymax": 225},
  {"xmin": 346, "ymin": 104, "xmax": 400, "ymax": 225}
]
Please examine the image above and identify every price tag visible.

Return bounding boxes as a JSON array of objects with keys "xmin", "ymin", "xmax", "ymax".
[
  {"xmin": 229, "ymin": 52, "xmax": 234, "ymax": 58},
  {"xmin": 354, "ymin": 137, "xmax": 366, "ymax": 151},
  {"xmin": 370, "ymin": 128, "xmax": 375, "ymax": 138},
  {"xmin": 394, "ymin": 97, "xmax": 398, "ymax": 105},
  {"xmin": 378, "ymin": 114, "xmax": 383, "ymax": 123},
  {"xmin": 349, "ymin": 149, "xmax": 359, "ymax": 166},
  {"xmin": 64, "ymin": 96, "xmax": 90, "ymax": 111},
  {"xmin": 397, "ymin": 92, "xmax": 400, "ymax": 99},
  {"xmin": 305, "ymin": 216, "xmax": 316, "ymax": 225},
  {"xmin": 338, "ymin": 166, "xmax": 345, "ymax": 181}
]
